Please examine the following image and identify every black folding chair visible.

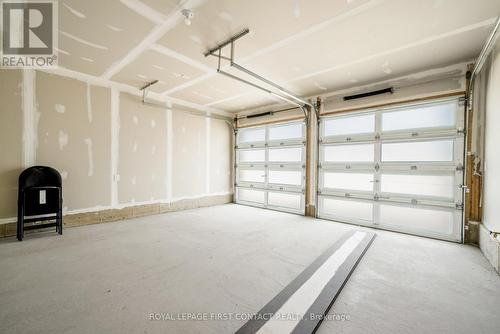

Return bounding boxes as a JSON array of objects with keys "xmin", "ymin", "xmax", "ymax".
[{"xmin": 17, "ymin": 166, "xmax": 63, "ymax": 241}]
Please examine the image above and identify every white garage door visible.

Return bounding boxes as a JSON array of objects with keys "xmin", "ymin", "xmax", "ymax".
[
  {"xmin": 235, "ymin": 122, "xmax": 306, "ymax": 214},
  {"xmin": 318, "ymin": 98, "xmax": 465, "ymax": 242}
]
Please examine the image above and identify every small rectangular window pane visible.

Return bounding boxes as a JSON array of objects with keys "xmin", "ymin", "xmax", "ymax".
[
  {"xmin": 323, "ymin": 144, "xmax": 374, "ymax": 162},
  {"xmin": 237, "ymin": 188, "xmax": 265, "ymax": 204},
  {"xmin": 321, "ymin": 198, "xmax": 373, "ymax": 222},
  {"xmin": 268, "ymin": 147, "xmax": 302, "ymax": 162},
  {"xmin": 239, "ymin": 127, "xmax": 265, "ymax": 143},
  {"xmin": 323, "ymin": 114, "xmax": 375, "ymax": 137},
  {"xmin": 323, "ymin": 172, "xmax": 374, "ymax": 191},
  {"xmin": 239, "ymin": 149, "xmax": 265, "ymax": 163},
  {"xmin": 379, "ymin": 205, "xmax": 454, "ymax": 235},
  {"xmin": 382, "ymin": 102, "xmax": 456, "ymax": 132},
  {"xmin": 381, "ymin": 140, "xmax": 454, "ymax": 162},
  {"xmin": 268, "ymin": 192, "xmax": 302, "ymax": 210},
  {"xmin": 381, "ymin": 174, "xmax": 454, "ymax": 198},
  {"xmin": 239, "ymin": 169, "xmax": 265, "ymax": 183},
  {"xmin": 268, "ymin": 170, "xmax": 302, "ymax": 186},
  {"xmin": 268, "ymin": 123, "xmax": 302, "ymax": 141}
]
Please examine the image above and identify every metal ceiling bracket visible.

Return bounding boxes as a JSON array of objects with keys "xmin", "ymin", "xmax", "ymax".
[
  {"xmin": 138, "ymin": 80, "xmax": 234, "ymax": 129},
  {"xmin": 204, "ymin": 28, "xmax": 250, "ymax": 57},
  {"xmin": 140, "ymin": 80, "xmax": 159, "ymax": 103},
  {"xmin": 204, "ymin": 28, "xmax": 312, "ymax": 112}
]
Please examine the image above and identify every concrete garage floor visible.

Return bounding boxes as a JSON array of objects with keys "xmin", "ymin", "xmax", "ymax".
[{"xmin": 0, "ymin": 204, "xmax": 499, "ymax": 334}]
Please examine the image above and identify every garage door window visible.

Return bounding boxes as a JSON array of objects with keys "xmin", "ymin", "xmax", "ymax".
[
  {"xmin": 318, "ymin": 98, "xmax": 465, "ymax": 241},
  {"xmin": 235, "ymin": 121, "xmax": 305, "ymax": 214}
]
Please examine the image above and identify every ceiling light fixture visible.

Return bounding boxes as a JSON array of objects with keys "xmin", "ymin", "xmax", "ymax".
[{"xmin": 181, "ymin": 9, "xmax": 193, "ymax": 26}]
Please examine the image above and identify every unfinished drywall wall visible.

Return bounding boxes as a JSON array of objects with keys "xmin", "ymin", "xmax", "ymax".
[
  {"xmin": 172, "ymin": 111, "xmax": 207, "ymax": 198},
  {"xmin": 118, "ymin": 93, "xmax": 167, "ymax": 204},
  {"xmin": 209, "ymin": 119, "xmax": 232, "ymax": 193},
  {"xmin": 0, "ymin": 69, "xmax": 233, "ymax": 228},
  {"xmin": 479, "ymin": 223, "xmax": 500, "ymax": 273},
  {"xmin": 482, "ymin": 42, "xmax": 500, "ymax": 238},
  {"xmin": 0, "ymin": 70, "xmax": 23, "ymax": 219},
  {"xmin": 36, "ymin": 72, "xmax": 111, "ymax": 211}
]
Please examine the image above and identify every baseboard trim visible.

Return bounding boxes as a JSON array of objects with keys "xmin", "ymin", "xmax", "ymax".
[
  {"xmin": 0, "ymin": 193, "xmax": 233, "ymax": 238},
  {"xmin": 479, "ymin": 223, "xmax": 500, "ymax": 275}
]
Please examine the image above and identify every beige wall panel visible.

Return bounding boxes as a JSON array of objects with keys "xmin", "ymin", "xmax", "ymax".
[
  {"xmin": 211, "ymin": 91, "xmax": 277, "ymax": 113},
  {"xmin": 170, "ymin": 73, "xmax": 254, "ymax": 105},
  {"xmin": 140, "ymin": 0, "xmax": 179, "ymax": 15},
  {"xmin": 57, "ymin": 1, "xmax": 154, "ymax": 76},
  {"xmin": 118, "ymin": 94, "xmax": 167, "ymax": 204},
  {"xmin": 112, "ymin": 50, "xmax": 207, "ymax": 94},
  {"xmin": 157, "ymin": 0, "xmax": 371, "ymax": 67},
  {"xmin": 0, "ymin": 70, "xmax": 23, "ymax": 218},
  {"xmin": 172, "ymin": 111, "xmax": 207, "ymax": 198},
  {"xmin": 210, "ymin": 120, "xmax": 232, "ymax": 193},
  {"xmin": 36, "ymin": 72, "xmax": 111, "ymax": 211},
  {"xmin": 292, "ymin": 27, "xmax": 483, "ymax": 97},
  {"xmin": 482, "ymin": 42, "xmax": 500, "ymax": 235},
  {"xmin": 247, "ymin": 0, "xmax": 496, "ymax": 85}
]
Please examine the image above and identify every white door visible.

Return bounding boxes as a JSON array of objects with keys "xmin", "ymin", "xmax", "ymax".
[
  {"xmin": 318, "ymin": 98, "xmax": 465, "ymax": 242},
  {"xmin": 235, "ymin": 122, "xmax": 306, "ymax": 214}
]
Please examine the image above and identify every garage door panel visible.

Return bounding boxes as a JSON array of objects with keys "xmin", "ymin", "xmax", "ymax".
[
  {"xmin": 322, "ymin": 143, "xmax": 375, "ymax": 163},
  {"xmin": 318, "ymin": 97, "xmax": 464, "ymax": 242},
  {"xmin": 238, "ymin": 127, "xmax": 265, "ymax": 144},
  {"xmin": 319, "ymin": 190, "xmax": 374, "ymax": 201},
  {"xmin": 322, "ymin": 172, "xmax": 374, "ymax": 192},
  {"xmin": 237, "ymin": 188, "xmax": 265, "ymax": 205},
  {"xmin": 380, "ymin": 173, "xmax": 455, "ymax": 199},
  {"xmin": 379, "ymin": 204, "xmax": 457, "ymax": 238},
  {"xmin": 323, "ymin": 113, "xmax": 375, "ymax": 137},
  {"xmin": 319, "ymin": 197, "xmax": 373, "ymax": 224},
  {"xmin": 268, "ymin": 146, "xmax": 303, "ymax": 163},
  {"xmin": 321, "ymin": 164, "xmax": 375, "ymax": 172},
  {"xmin": 268, "ymin": 123, "xmax": 304, "ymax": 141},
  {"xmin": 268, "ymin": 169, "xmax": 303, "ymax": 187},
  {"xmin": 378, "ymin": 196, "xmax": 457, "ymax": 208},
  {"xmin": 381, "ymin": 101, "xmax": 456, "ymax": 132},
  {"xmin": 381, "ymin": 139, "xmax": 454, "ymax": 162},
  {"xmin": 380, "ymin": 129, "xmax": 458, "ymax": 142},
  {"xmin": 238, "ymin": 149, "xmax": 266, "ymax": 163},
  {"xmin": 238, "ymin": 169, "xmax": 266, "ymax": 184},
  {"xmin": 267, "ymin": 192, "xmax": 302, "ymax": 211},
  {"xmin": 236, "ymin": 121, "xmax": 305, "ymax": 214},
  {"xmin": 379, "ymin": 163, "xmax": 458, "ymax": 172},
  {"xmin": 267, "ymin": 185, "xmax": 303, "ymax": 193}
]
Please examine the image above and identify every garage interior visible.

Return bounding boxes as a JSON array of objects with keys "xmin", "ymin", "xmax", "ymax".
[{"xmin": 1, "ymin": 0, "xmax": 500, "ymax": 333}]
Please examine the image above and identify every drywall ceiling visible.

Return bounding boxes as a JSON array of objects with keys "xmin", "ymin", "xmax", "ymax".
[{"xmin": 57, "ymin": 0, "xmax": 500, "ymax": 113}]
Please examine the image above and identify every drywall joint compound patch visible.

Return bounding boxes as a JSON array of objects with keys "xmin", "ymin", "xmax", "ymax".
[
  {"xmin": 55, "ymin": 103, "xmax": 65, "ymax": 113},
  {"xmin": 86, "ymin": 83, "xmax": 93, "ymax": 123},
  {"xmin": 110, "ymin": 88, "xmax": 120, "ymax": 207},
  {"xmin": 84, "ymin": 138, "xmax": 94, "ymax": 176},
  {"xmin": 22, "ymin": 68, "xmax": 37, "ymax": 167},
  {"xmin": 58, "ymin": 130, "xmax": 68, "ymax": 150}
]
